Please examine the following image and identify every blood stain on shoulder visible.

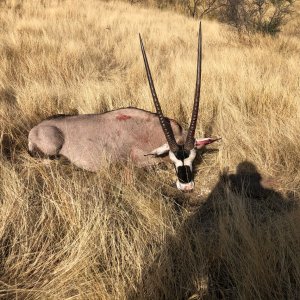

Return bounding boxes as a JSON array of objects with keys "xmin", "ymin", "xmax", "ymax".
[{"xmin": 116, "ymin": 114, "xmax": 132, "ymax": 121}]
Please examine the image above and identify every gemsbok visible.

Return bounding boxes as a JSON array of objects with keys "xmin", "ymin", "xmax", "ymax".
[{"xmin": 28, "ymin": 22, "xmax": 220, "ymax": 191}]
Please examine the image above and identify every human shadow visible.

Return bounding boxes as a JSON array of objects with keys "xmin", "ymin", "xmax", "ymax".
[{"xmin": 128, "ymin": 161, "xmax": 297, "ymax": 299}]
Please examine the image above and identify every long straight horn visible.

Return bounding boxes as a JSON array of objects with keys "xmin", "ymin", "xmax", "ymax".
[
  {"xmin": 139, "ymin": 34, "xmax": 179, "ymax": 153},
  {"xmin": 185, "ymin": 22, "xmax": 202, "ymax": 151}
]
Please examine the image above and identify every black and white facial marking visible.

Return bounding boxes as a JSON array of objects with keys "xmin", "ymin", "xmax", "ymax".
[{"xmin": 169, "ymin": 145, "xmax": 197, "ymax": 191}]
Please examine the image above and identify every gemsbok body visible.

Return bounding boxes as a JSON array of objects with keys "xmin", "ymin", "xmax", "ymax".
[{"xmin": 28, "ymin": 22, "xmax": 220, "ymax": 191}]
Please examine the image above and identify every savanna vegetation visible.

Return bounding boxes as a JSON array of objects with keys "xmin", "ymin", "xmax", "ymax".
[
  {"xmin": 125, "ymin": 0, "xmax": 297, "ymax": 34},
  {"xmin": 0, "ymin": 0, "xmax": 300, "ymax": 299}
]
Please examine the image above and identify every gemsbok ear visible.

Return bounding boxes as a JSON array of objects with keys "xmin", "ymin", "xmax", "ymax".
[
  {"xmin": 194, "ymin": 137, "xmax": 221, "ymax": 149},
  {"xmin": 145, "ymin": 143, "xmax": 170, "ymax": 157}
]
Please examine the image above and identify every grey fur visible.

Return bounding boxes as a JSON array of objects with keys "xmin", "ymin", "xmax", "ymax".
[{"xmin": 28, "ymin": 107, "xmax": 184, "ymax": 171}]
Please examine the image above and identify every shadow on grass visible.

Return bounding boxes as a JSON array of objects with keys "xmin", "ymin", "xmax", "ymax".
[{"xmin": 129, "ymin": 161, "xmax": 298, "ymax": 299}]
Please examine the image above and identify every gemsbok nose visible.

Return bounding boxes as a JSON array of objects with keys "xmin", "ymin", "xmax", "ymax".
[{"xmin": 177, "ymin": 181, "xmax": 195, "ymax": 192}]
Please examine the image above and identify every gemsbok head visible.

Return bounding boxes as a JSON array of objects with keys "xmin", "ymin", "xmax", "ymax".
[
  {"xmin": 139, "ymin": 22, "xmax": 220, "ymax": 191},
  {"xmin": 28, "ymin": 22, "xmax": 220, "ymax": 192}
]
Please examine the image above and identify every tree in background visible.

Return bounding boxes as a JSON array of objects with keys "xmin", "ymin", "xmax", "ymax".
[
  {"xmin": 218, "ymin": 0, "xmax": 295, "ymax": 34},
  {"xmin": 181, "ymin": 0, "xmax": 224, "ymax": 18}
]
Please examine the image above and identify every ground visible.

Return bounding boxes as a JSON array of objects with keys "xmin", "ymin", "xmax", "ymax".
[{"xmin": 0, "ymin": 0, "xmax": 300, "ymax": 299}]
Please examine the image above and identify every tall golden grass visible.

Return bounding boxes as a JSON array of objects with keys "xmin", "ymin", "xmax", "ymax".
[{"xmin": 0, "ymin": 0, "xmax": 300, "ymax": 299}]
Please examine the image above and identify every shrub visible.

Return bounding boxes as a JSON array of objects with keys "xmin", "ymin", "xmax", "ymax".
[{"xmin": 219, "ymin": 0, "xmax": 295, "ymax": 34}]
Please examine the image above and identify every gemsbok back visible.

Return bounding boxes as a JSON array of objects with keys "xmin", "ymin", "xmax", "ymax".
[{"xmin": 28, "ymin": 22, "xmax": 220, "ymax": 191}]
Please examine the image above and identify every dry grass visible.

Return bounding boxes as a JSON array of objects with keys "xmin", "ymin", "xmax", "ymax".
[{"xmin": 0, "ymin": 0, "xmax": 300, "ymax": 299}]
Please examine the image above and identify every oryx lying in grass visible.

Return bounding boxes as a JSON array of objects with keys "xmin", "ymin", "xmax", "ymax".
[{"xmin": 28, "ymin": 22, "xmax": 220, "ymax": 191}]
